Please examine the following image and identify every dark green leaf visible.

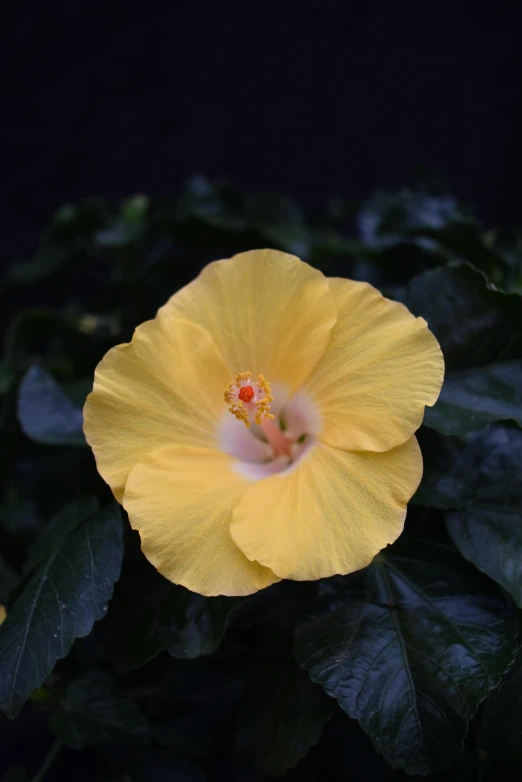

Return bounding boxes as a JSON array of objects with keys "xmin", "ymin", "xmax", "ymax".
[
  {"xmin": 95, "ymin": 222, "xmax": 143, "ymax": 247},
  {"xmin": 44, "ymin": 198, "xmax": 109, "ymax": 244},
  {"xmin": 0, "ymin": 503, "xmax": 123, "ymax": 718},
  {"xmin": 4, "ymin": 309, "xmax": 102, "ymax": 378},
  {"xmin": 27, "ymin": 496, "xmax": 99, "ymax": 568},
  {"xmin": 235, "ymin": 655, "xmax": 336, "ymax": 776},
  {"xmin": 121, "ymin": 194, "xmax": 149, "ymax": 223},
  {"xmin": 416, "ymin": 426, "xmax": 522, "ymax": 606},
  {"xmin": 484, "ymin": 226, "xmax": 522, "ymax": 290},
  {"xmin": 6, "ymin": 246, "xmax": 71, "ymax": 285},
  {"xmin": 17, "ymin": 365, "xmax": 86, "ymax": 445},
  {"xmin": 359, "ymin": 189, "xmax": 471, "ymax": 249},
  {"xmin": 419, "ymin": 222, "xmax": 505, "ymax": 281},
  {"xmin": 404, "ymin": 264, "xmax": 522, "ymax": 434},
  {"xmin": 480, "ymin": 646, "xmax": 522, "ymax": 760},
  {"xmin": 95, "ymin": 195, "xmax": 150, "ymax": 247},
  {"xmin": 448, "ymin": 505, "xmax": 522, "ymax": 608},
  {"xmin": 358, "ymin": 188, "xmax": 508, "ymax": 284},
  {"xmin": 176, "ymin": 175, "xmax": 246, "ymax": 233},
  {"xmin": 104, "ymin": 548, "xmax": 240, "ymax": 673},
  {"xmin": 50, "ymin": 670, "xmax": 150, "ymax": 749},
  {"xmin": 413, "ymin": 428, "xmax": 470, "ymax": 509},
  {"xmin": 415, "ymin": 425, "xmax": 521, "ymax": 509},
  {"xmin": 167, "ymin": 592, "xmax": 238, "ymax": 659},
  {"xmin": 1, "ymin": 768, "xmax": 28, "ymax": 782},
  {"xmin": 295, "ymin": 538, "xmax": 518, "ymax": 776},
  {"xmin": 241, "ymin": 192, "xmax": 311, "ymax": 257}
]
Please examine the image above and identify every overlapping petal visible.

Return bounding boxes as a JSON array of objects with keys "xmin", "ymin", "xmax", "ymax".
[
  {"xmin": 230, "ymin": 436, "xmax": 422, "ymax": 581},
  {"xmin": 158, "ymin": 249, "xmax": 337, "ymax": 393},
  {"xmin": 83, "ymin": 317, "xmax": 229, "ymax": 501},
  {"xmin": 301, "ymin": 278, "xmax": 444, "ymax": 451},
  {"xmin": 123, "ymin": 446, "xmax": 279, "ymax": 596}
]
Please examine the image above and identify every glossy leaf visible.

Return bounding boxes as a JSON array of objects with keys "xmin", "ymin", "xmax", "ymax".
[
  {"xmin": 0, "ymin": 503, "xmax": 123, "ymax": 718},
  {"xmin": 104, "ymin": 546, "xmax": 241, "ymax": 673},
  {"xmin": 359, "ymin": 189, "xmax": 471, "ymax": 249},
  {"xmin": 27, "ymin": 495, "xmax": 99, "ymax": 568},
  {"xmin": 235, "ymin": 655, "xmax": 336, "ymax": 776},
  {"xmin": 480, "ymin": 646, "xmax": 522, "ymax": 760},
  {"xmin": 358, "ymin": 188, "xmax": 508, "ymax": 286},
  {"xmin": 448, "ymin": 508, "xmax": 522, "ymax": 608},
  {"xmin": 295, "ymin": 538, "xmax": 518, "ymax": 776},
  {"xmin": 17, "ymin": 365, "xmax": 86, "ymax": 445},
  {"xmin": 416, "ymin": 426, "xmax": 522, "ymax": 606},
  {"xmin": 50, "ymin": 670, "xmax": 150, "ymax": 749},
  {"xmin": 403, "ymin": 264, "xmax": 522, "ymax": 435}
]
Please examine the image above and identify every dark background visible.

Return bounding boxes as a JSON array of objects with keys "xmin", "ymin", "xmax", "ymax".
[{"xmin": 2, "ymin": 0, "xmax": 522, "ymax": 262}]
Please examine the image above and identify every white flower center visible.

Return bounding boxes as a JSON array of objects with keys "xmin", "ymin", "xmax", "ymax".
[{"xmin": 220, "ymin": 381, "xmax": 321, "ymax": 479}]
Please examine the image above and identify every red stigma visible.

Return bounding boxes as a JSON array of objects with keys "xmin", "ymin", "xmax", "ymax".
[{"xmin": 238, "ymin": 385, "xmax": 255, "ymax": 403}]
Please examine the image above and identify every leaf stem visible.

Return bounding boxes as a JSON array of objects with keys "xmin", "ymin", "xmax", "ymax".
[{"xmin": 31, "ymin": 738, "xmax": 62, "ymax": 782}]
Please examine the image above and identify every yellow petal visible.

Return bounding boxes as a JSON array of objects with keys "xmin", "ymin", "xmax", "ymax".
[
  {"xmin": 123, "ymin": 446, "xmax": 279, "ymax": 596},
  {"xmin": 301, "ymin": 278, "xmax": 444, "ymax": 451},
  {"xmin": 158, "ymin": 249, "xmax": 337, "ymax": 393},
  {"xmin": 84, "ymin": 317, "xmax": 229, "ymax": 501},
  {"xmin": 230, "ymin": 437, "xmax": 422, "ymax": 581}
]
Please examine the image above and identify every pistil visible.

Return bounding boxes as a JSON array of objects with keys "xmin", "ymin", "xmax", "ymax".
[{"xmin": 260, "ymin": 417, "xmax": 293, "ymax": 457}]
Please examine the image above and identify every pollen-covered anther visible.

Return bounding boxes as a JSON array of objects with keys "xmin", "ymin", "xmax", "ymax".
[{"xmin": 224, "ymin": 371, "xmax": 274, "ymax": 427}]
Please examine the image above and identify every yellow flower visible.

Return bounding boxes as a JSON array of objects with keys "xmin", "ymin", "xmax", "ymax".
[{"xmin": 84, "ymin": 250, "xmax": 444, "ymax": 597}]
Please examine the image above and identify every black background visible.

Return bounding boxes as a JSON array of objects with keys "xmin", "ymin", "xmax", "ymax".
[{"xmin": 2, "ymin": 0, "xmax": 522, "ymax": 261}]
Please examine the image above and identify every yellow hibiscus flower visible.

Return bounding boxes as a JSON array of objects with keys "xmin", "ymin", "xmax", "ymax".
[{"xmin": 83, "ymin": 250, "xmax": 444, "ymax": 597}]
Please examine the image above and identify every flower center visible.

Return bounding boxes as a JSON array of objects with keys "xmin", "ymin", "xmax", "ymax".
[
  {"xmin": 225, "ymin": 371, "xmax": 295, "ymax": 458},
  {"xmin": 220, "ymin": 380, "xmax": 320, "ymax": 478},
  {"xmin": 238, "ymin": 385, "xmax": 254, "ymax": 403},
  {"xmin": 224, "ymin": 371, "xmax": 274, "ymax": 427}
]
